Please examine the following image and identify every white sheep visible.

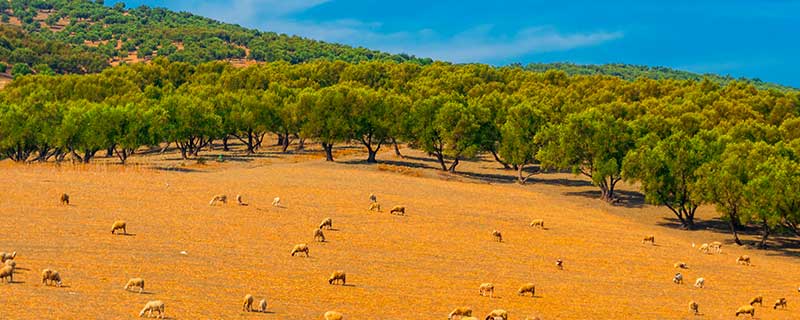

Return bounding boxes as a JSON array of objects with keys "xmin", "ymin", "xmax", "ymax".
[
  {"xmin": 328, "ymin": 270, "xmax": 346, "ymax": 285},
  {"xmin": 139, "ymin": 300, "xmax": 165, "ymax": 318},
  {"xmin": 319, "ymin": 217, "xmax": 333, "ymax": 230},
  {"xmin": 125, "ymin": 278, "xmax": 145, "ymax": 293},
  {"xmin": 710, "ymin": 241, "xmax": 722, "ymax": 253},
  {"xmin": 236, "ymin": 194, "xmax": 247, "ymax": 206},
  {"xmin": 4, "ymin": 259, "xmax": 16, "ymax": 269},
  {"xmin": 485, "ymin": 309, "xmax": 508, "ymax": 320},
  {"xmin": 749, "ymin": 295, "xmax": 763, "ymax": 306},
  {"xmin": 0, "ymin": 251, "xmax": 16, "ymax": 263},
  {"xmin": 735, "ymin": 305, "xmax": 755, "ymax": 317},
  {"xmin": 369, "ymin": 193, "xmax": 377, "ymax": 203},
  {"xmin": 209, "ymin": 194, "xmax": 227, "ymax": 206},
  {"xmin": 529, "ymin": 219, "xmax": 544, "ymax": 228},
  {"xmin": 737, "ymin": 255, "xmax": 751, "ymax": 266},
  {"xmin": 272, "ymin": 197, "xmax": 281, "ymax": 207},
  {"xmin": 324, "ymin": 311, "xmax": 344, "ymax": 320},
  {"xmin": 448, "ymin": 307, "xmax": 473, "ymax": 320},
  {"xmin": 673, "ymin": 272, "xmax": 683, "ymax": 284},
  {"xmin": 698, "ymin": 243, "xmax": 710, "ymax": 254},
  {"xmin": 774, "ymin": 298, "xmax": 787, "ymax": 309},
  {"xmin": 518, "ymin": 283, "xmax": 536, "ymax": 297},
  {"xmin": 479, "ymin": 282, "xmax": 495, "ymax": 298},
  {"xmin": 556, "ymin": 258, "xmax": 564, "ymax": 270},
  {"xmin": 291, "ymin": 244, "xmax": 309, "ymax": 257},
  {"xmin": 368, "ymin": 202, "xmax": 381, "ymax": 212},
  {"xmin": 694, "ymin": 277, "xmax": 705, "ymax": 288},
  {"xmin": 242, "ymin": 294, "xmax": 254, "ymax": 311},
  {"xmin": 111, "ymin": 220, "xmax": 127, "ymax": 235},
  {"xmin": 258, "ymin": 299, "xmax": 267, "ymax": 312},
  {"xmin": 0, "ymin": 265, "xmax": 13, "ymax": 283},
  {"xmin": 314, "ymin": 229, "xmax": 326, "ymax": 242},
  {"xmin": 41, "ymin": 268, "xmax": 62, "ymax": 287}
]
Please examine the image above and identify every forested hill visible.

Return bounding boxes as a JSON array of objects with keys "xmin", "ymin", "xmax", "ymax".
[
  {"xmin": 525, "ymin": 63, "xmax": 794, "ymax": 91},
  {"xmin": 0, "ymin": 0, "xmax": 431, "ymax": 76}
]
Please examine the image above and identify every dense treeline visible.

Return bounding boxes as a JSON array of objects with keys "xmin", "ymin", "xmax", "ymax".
[{"xmin": 2, "ymin": 58, "xmax": 800, "ymax": 246}]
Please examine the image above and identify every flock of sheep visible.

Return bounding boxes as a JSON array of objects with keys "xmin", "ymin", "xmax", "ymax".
[{"xmin": 643, "ymin": 235, "xmax": 796, "ymax": 318}]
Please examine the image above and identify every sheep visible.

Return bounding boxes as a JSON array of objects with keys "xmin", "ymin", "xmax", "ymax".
[
  {"xmin": 324, "ymin": 311, "xmax": 344, "ymax": 320},
  {"xmin": 314, "ymin": 229, "xmax": 326, "ymax": 242},
  {"xmin": 390, "ymin": 205, "xmax": 405, "ymax": 215},
  {"xmin": 4, "ymin": 260, "xmax": 16, "ymax": 269},
  {"xmin": 369, "ymin": 193, "xmax": 377, "ymax": 203},
  {"xmin": 139, "ymin": 300, "xmax": 165, "ymax": 319},
  {"xmin": 111, "ymin": 220, "xmax": 127, "ymax": 235},
  {"xmin": 774, "ymin": 298, "xmax": 787, "ymax": 309},
  {"xmin": 674, "ymin": 262, "xmax": 688, "ymax": 269},
  {"xmin": 673, "ymin": 272, "xmax": 683, "ymax": 284},
  {"xmin": 749, "ymin": 295, "xmax": 763, "ymax": 306},
  {"xmin": 319, "ymin": 217, "xmax": 333, "ymax": 230},
  {"xmin": 737, "ymin": 255, "xmax": 751, "ymax": 266},
  {"xmin": 41, "ymin": 268, "xmax": 62, "ymax": 287},
  {"xmin": 328, "ymin": 270, "xmax": 346, "ymax": 285},
  {"xmin": 698, "ymin": 243, "xmax": 710, "ymax": 254},
  {"xmin": 242, "ymin": 294, "xmax": 254, "ymax": 311},
  {"xmin": 60, "ymin": 193, "xmax": 70, "ymax": 205},
  {"xmin": 556, "ymin": 258, "xmax": 564, "ymax": 270},
  {"xmin": 492, "ymin": 230, "xmax": 503, "ymax": 242},
  {"xmin": 479, "ymin": 282, "xmax": 495, "ymax": 298},
  {"xmin": 125, "ymin": 278, "xmax": 145, "ymax": 293},
  {"xmin": 735, "ymin": 305, "xmax": 755, "ymax": 317},
  {"xmin": 694, "ymin": 277, "xmax": 705, "ymax": 288},
  {"xmin": 642, "ymin": 235, "xmax": 655, "ymax": 244},
  {"xmin": 236, "ymin": 194, "xmax": 247, "ymax": 206},
  {"xmin": 368, "ymin": 202, "xmax": 381, "ymax": 212},
  {"xmin": 710, "ymin": 241, "xmax": 723, "ymax": 253},
  {"xmin": 0, "ymin": 251, "xmax": 16, "ymax": 263},
  {"xmin": 0, "ymin": 265, "xmax": 13, "ymax": 283},
  {"xmin": 209, "ymin": 194, "xmax": 227, "ymax": 206},
  {"xmin": 258, "ymin": 299, "xmax": 267, "ymax": 313},
  {"xmin": 485, "ymin": 309, "xmax": 508, "ymax": 320},
  {"xmin": 529, "ymin": 219, "xmax": 544, "ymax": 228},
  {"xmin": 517, "ymin": 283, "xmax": 536, "ymax": 297},
  {"xmin": 291, "ymin": 244, "xmax": 309, "ymax": 257},
  {"xmin": 448, "ymin": 307, "xmax": 473, "ymax": 320},
  {"xmin": 271, "ymin": 197, "xmax": 281, "ymax": 207},
  {"xmin": 690, "ymin": 301, "xmax": 699, "ymax": 315}
]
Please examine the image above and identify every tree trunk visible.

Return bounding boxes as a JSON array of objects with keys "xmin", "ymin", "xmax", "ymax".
[
  {"xmin": 392, "ymin": 137, "xmax": 403, "ymax": 158},
  {"xmin": 448, "ymin": 157, "xmax": 460, "ymax": 173},
  {"xmin": 434, "ymin": 151, "xmax": 447, "ymax": 171},
  {"xmin": 728, "ymin": 212, "xmax": 743, "ymax": 245},
  {"xmin": 322, "ymin": 142, "xmax": 334, "ymax": 161},
  {"xmin": 277, "ymin": 134, "xmax": 285, "ymax": 146},
  {"xmin": 366, "ymin": 144, "xmax": 380, "ymax": 163},
  {"xmin": 490, "ymin": 149, "xmax": 511, "ymax": 169},
  {"xmin": 246, "ymin": 131, "xmax": 254, "ymax": 154},
  {"xmin": 281, "ymin": 134, "xmax": 290, "ymax": 153},
  {"xmin": 297, "ymin": 138, "xmax": 305, "ymax": 151},
  {"xmin": 160, "ymin": 142, "xmax": 170, "ymax": 154},
  {"xmin": 222, "ymin": 136, "xmax": 229, "ymax": 151},
  {"xmin": 106, "ymin": 145, "xmax": 114, "ymax": 158},
  {"xmin": 758, "ymin": 219, "xmax": 770, "ymax": 249}
]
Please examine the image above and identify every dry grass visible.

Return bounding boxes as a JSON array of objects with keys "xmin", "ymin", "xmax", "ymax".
[{"xmin": 0, "ymin": 143, "xmax": 798, "ymax": 319}]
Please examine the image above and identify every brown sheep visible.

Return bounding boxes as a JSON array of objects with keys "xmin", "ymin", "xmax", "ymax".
[
  {"xmin": 41, "ymin": 268, "xmax": 62, "ymax": 287},
  {"xmin": 556, "ymin": 258, "xmax": 564, "ymax": 270},
  {"xmin": 324, "ymin": 311, "xmax": 344, "ymax": 320},
  {"xmin": 0, "ymin": 251, "xmax": 16, "ymax": 263},
  {"xmin": 60, "ymin": 193, "xmax": 70, "ymax": 205},
  {"xmin": 737, "ymin": 255, "xmax": 751, "ymax": 266},
  {"xmin": 291, "ymin": 244, "xmax": 309, "ymax": 257},
  {"xmin": 773, "ymin": 298, "xmax": 787, "ymax": 309},
  {"xmin": 690, "ymin": 301, "xmax": 699, "ymax": 315},
  {"xmin": 314, "ymin": 229, "xmax": 326, "ymax": 242},
  {"xmin": 749, "ymin": 295, "xmax": 763, "ymax": 306},
  {"xmin": 369, "ymin": 193, "xmax": 377, "ymax": 203},
  {"xmin": 735, "ymin": 305, "xmax": 755, "ymax": 317},
  {"xmin": 642, "ymin": 235, "xmax": 655, "ymax": 245},
  {"xmin": 390, "ymin": 205, "xmax": 405, "ymax": 215},
  {"xmin": 209, "ymin": 194, "xmax": 227, "ymax": 206},
  {"xmin": 479, "ymin": 282, "xmax": 495, "ymax": 298},
  {"xmin": 242, "ymin": 294, "xmax": 254, "ymax": 311},
  {"xmin": 328, "ymin": 271, "xmax": 346, "ymax": 285},
  {"xmin": 492, "ymin": 230, "xmax": 503, "ymax": 242},
  {"xmin": 485, "ymin": 309, "xmax": 508, "ymax": 320},
  {"xmin": 111, "ymin": 220, "xmax": 127, "ymax": 235},
  {"xmin": 518, "ymin": 283, "xmax": 536, "ymax": 297},
  {"xmin": 319, "ymin": 217, "xmax": 333, "ymax": 230},
  {"xmin": 674, "ymin": 262, "xmax": 689, "ymax": 269},
  {"xmin": 448, "ymin": 307, "xmax": 473, "ymax": 320}
]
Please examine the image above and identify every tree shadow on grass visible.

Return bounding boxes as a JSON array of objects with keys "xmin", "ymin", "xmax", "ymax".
[{"xmin": 563, "ymin": 190, "xmax": 645, "ymax": 208}]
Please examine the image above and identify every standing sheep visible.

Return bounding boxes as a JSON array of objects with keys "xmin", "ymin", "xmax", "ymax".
[
  {"xmin": 60, "ymin": 193, "xmax": 70, "ymax": 205},
  {"xmin": 529, "ymin": 219, "xmax": 544, "ymax": 228},
  {"xmin": 209, "ymin": 194, "xmax": 227, "ymax": 206},
  {"xmin": 242, "ymin": 294, "xmax": 254, "ymax": 311},
  {"xmin": 448, "ymin": 307, "xmax": 473, "ymax": 320},
  {"xmin": 690, "ymin": 301, "xmax": 699, "ymax": 315},
  {"xmin": 236, "ymin": 194, "xmax": 247, "ymax": 206},
  {"xmin": 124, "ymin": 278, "xmax": 145, "ymax": 293},
  {"xmin": 41, "ymin": 268, "xmax": 62, "ymax": 287},
  {"xmin": 0, "ymin": 251, "xmax": 16, "ymax": 263},
  {"xmin": 271, "ymin": 197, "xmax": 281, "ymax": 207},
  {"xmin": 749, "ymin": 295, "xmax": 763, "ymax": 306},
  {"xmin": 694, "ymin": 277, "xmax": 705, "ymax": 288},
  {"xmin": 139, "ymin": 300, "xmax": 165, "ymax": 319},
  {"xmin": 518, "ymin": 283, "xmax": 536, "ymax": 297},
  {"xmin": 492, "ymin": 230, "xmax": 503, "ymax": 242},
  {"xmin": 642, "ymin": 235, "xmax": 655, "ymax": 245},
  {"xmin": 479, "ymin": 283, "xmax": 495, "ymax": 298},
  {"xmin": 390, "ymin": 205, "xmax": 405, "ymax": 215},
  {"xmin": 673, "ymin": 272, "xmax": 683, "ymax": 284},
  {"xmin": 0, "ymin": 265, "xmax": 13, "ymax": 283},
  {"xmin": 258, "ymin": 299, "xmax": 267, "ymax": 312},
  {"xmin": 710, "ymin": 241, "xmax": 722, "ymax": 253},
  {"xmin": 735, "ymin": 305, "xmax": 755, "ymax": 317},
  {"xmin": 737, "ymin": 255, "xmax": 751, "ymax": 266},
  {"xmin": 698, "ymin": 243, "xmax": 710, "ymax": 254},
  {"xmin": 324, "ymin": 311, "xmax": 344, "ymax": 320},
  {"xmin": 111, "ymin": 220, "xmax": 127, "ymax": 235},
  {"xmin": 774, "ymin": 298, "xmax": 787, "ymax": 309},
  {"xmin": 368, "ymin": 202, "xmax": 381, "ymax": 212},
  {"xmin": 485, "ymin": 309, "xmax": 508, "ymax": 320},
  {"xmin": 328, "ymin": 271, "xmax": 346, "ymax": 285},
  {"xmin": 369, "ymin": 193, "xmax": 377, "ymax": 203},
  {"xmin": 291, "ymin": 244, "xmax": 309, "ymax": 257},
  {"xmin": 556, "ymin": 258, "xmax": 564, "ymax": 270},
  {"xmin": 319, "ymin": 218, "xmax": 333, "ymax": 230},
  {"xmin": 314, "ymin": 229, "xmax": 326, "ymax": 242}
]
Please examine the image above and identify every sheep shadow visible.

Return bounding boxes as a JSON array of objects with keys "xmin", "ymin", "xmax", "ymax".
[
  {"xmin": 6, "ymin": 280, "xmax": 25, "ymax": 284},
  {"xmin": 341, "ymin": 283, "xmax": 356, "ymax": 287},
  {"xmin": 114, "ymin": 233, "xmax": 137, "ymax": 237}
]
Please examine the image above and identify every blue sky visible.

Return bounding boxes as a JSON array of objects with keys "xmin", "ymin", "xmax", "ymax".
[{"xmin": 112, "ymin": 1, "xmax": 799, "ymax": 87}]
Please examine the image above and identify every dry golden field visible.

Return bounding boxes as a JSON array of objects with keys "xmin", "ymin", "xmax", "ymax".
[{"xmin": 1, "ymin": 142, "xmax": 799, "ymax": 319}]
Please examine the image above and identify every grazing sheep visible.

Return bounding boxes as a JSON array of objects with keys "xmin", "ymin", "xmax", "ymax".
[
  {"xmin": 749, "ymin": 295, "xmax": 763, "ymax": 306},
  {"xmin": 291, "ymin": 244, "xmax": 309, "ymax": 257},
  {"xmin": 314, "ymin": 229, "xmax": 326, "ymax": 242},
  {"xmin": 236, "ymin": 194, "xmax": 247, "ymax": 206},
  {"xmin": 556, "ymin": 258, "xmax": 564, "ymax": 270},
  {"xmin": 271, "ymin": 197, "xmax": 281, "ymax": 207},
  {"xmin": 242, "ymin": 294, "xmax": 254, "ymax": 311},
  {"xmin": 319, "ymin": 218, "xmax": 333, "ymax": 230},
  {"xmin": 530, "ymin": 219, "xmax": 544, "ymax": 228},
  {"xmin": 698, "ymin": 243, "xmax": 710, "ymax": 254},
  {"xmin": 368, "ymin": 202, "xmax": 381, "ymax": 212},
  {"xmin": 209, "ymin": 194, "xmax": 227, "ymax": 206},
  {"xmin": 448, "ymin": 307, "xmax": 473, "ymax": 320},
  {"xmin": 642, "ymin": 235, "xmax": 655, "ymax": 244},
  {"xmin": 111, "ymin": 220, "xmax": 127, "ymax": 235},
  {"xmin": 694, "ymin": 277, "xmax": 705, "ymax": 288},
  {"xmin": 0, "ymin": 265, "xmax": 13, "ymax": 283},
  {"xmin": 690, "ymin": 301, "xmax": 699, "ymax": 315},
  {"xmin": 328, "ymin": 271, "xmax": 346, "ymax": 285},
  {"xmin": 369, "ymin": 193, "xmax": 377, "ymax": 203},
  {"xmin": 390, "ymin": 205, "xmax": 405, "ymax": 215},
  {"xmin": 324, "ymin": 311, "xmax": 344, "ymax": 320},
  {"xmin": 673, "ymin": 272, "xmax": 683, "ymax": 284},
  {"xmin": 479, "ymin": 283, "xmax": 495, "ymax": 298},
  {"xmin": 735, "ymin": 305, "xmax": 755, "ymax": 317},
  {"xmin": 60, "ymin": 193, "xmax": 70, "ymax": 205},
  {"xmin": 674, "ymin": 262, "xmax": 688, "ymax": 269},
  {"xmin": 485, "ymin": 309, "xmax": 508, "ymax": 320},
  {"xmin": 737, "ymin": 255, "xmax": 751, "ymax": 266},
  {"xmin": 124, "ymin": 278, "xmax": 145, "ymax": 293},
  {"xmin": 774, "ymin": 298, "xmax": 787, "ymax": 309},
  {"xmin": 139, "ymin": 300, "xmax": 165, "ymax": 319},
  {"xmin": 258, "ymin": 299, "xmax": 267, "ymax": 312},
  {"xmin": 710, "ymin": 241, "xmax": 723, "ymax": 253},
  {"xmin": 518, "ymin": 283, "xmax": 536, "ymax": 297},
  {"xmin": 41, "ymin": 269, "xmax": 62, "ymax": 287},
  {"xmin": 492, "ymin": 230, "xmax": 503, "ymax": 242},
  {"xmin": 0, "ymin": 251, "xmax": 16, "ymax": 263}
]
